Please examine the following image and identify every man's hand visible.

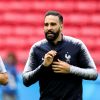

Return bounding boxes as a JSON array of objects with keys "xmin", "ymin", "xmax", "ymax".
[
  {"xmin": 42, "ymin": 50, "xmax": 57, "ymax": 67},
  {"xmin": 52, "ymin": 59, "xmax": 70, "ymax": 74}
]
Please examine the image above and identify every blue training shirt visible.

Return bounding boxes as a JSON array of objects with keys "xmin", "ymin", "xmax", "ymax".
[{"xmin": 23, "ymin": 35, "xmax": 98, "ymax": 100}]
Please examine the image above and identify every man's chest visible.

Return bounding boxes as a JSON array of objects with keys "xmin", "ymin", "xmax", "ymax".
[{"xmin": 36, "ymin": 46, "xmax": 79, "ymax": 65}]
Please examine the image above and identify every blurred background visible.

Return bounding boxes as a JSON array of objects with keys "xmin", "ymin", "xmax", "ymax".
[{"xmin": 0, "ymin": 0, "xmax": 100, "ymax": 100}]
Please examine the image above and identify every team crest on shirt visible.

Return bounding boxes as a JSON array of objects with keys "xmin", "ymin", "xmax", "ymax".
[{"xmin": 65, "ymin": 52, "xmax": 71, "ymax": 63}]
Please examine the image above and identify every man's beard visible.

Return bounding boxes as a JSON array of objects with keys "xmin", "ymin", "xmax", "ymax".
[{"xmin": 45, "ymin": 28, "xmax": 60, "ymax": 42}]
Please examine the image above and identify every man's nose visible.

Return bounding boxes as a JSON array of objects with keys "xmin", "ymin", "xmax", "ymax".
[{"xmin": 47, "ymin": 25, "xmax": 52, "ymax": 30}]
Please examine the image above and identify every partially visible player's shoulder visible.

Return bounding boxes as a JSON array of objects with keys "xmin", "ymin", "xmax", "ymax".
[{"xmin": 64, "ymin": 35, "xmax": 83, "ymax": 45}]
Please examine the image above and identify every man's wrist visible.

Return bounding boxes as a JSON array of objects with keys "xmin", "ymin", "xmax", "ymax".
[
  {"xmin": 42, "ymin": 62, "xmax": 48, "ymax": 67},
  {"xmin": 66, "ymin": 64, "xmax": 71, "ymax": 73}
]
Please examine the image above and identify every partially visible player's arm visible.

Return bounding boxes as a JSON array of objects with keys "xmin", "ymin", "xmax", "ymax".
[
  {"xmin": 0, "ymin": 56, "xmax": 8, "ymax": 85},
  {"xmin": 0, "ymin": 72, "xmax": 8, "ymax": 85}
]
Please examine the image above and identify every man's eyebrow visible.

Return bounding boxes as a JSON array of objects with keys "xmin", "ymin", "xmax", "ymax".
[
  {"xmin": 44, "ymin": 22, "xmax": 56, "ymax": 24},
  {"xmin": 44, "ymin": 23, "xmax": 48, "ymax": 25},
  {"xmin": 50, "ymin": 22, "xmax": 56, "ymax": 24}
]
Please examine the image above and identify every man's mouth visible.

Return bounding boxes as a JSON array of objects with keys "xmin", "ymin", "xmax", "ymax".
[{"xmin": 47, "ymin": 33, "xmax": 54, "ymax": 37}]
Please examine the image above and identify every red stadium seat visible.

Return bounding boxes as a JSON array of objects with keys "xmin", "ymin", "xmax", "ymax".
[{"xmin": 0, "ymin": 0, "xmax": 100, "ymax": 72}]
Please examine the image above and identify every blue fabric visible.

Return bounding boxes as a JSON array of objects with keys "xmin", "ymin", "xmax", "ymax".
[{"xmin": 1, "ymin": 63, "xmax": 18, "ymax": 94}]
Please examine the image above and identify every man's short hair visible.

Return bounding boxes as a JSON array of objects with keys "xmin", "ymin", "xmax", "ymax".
[{"xmin": 45, "ymin": 11, "xmax": 63, "ymax": 24}]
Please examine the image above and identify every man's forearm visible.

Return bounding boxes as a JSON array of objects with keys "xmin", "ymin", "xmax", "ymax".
[
  {"xmin": 22, "ymin": 64, "xmax": 44, "ymax": 87},
  {"xmin": 0, "ymin": 73, "xmax": 8, "ymax": 85},
  {"xmin": 70, "ymin": 65, "xmax": 98, "ymax": 80}
]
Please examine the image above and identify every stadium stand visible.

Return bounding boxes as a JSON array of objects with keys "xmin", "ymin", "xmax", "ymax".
[
  {"xmin": 0, "ymin": 0, "xmax": 100, "ymax": 72},
  {"xmin": 0, "ymin": 0, "xmax": 100, "ymax": 100}
]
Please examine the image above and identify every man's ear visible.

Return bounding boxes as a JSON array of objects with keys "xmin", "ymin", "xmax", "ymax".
[{"xmin": 60, "ymin": 24, "xmax": 63, "ymax": 30}]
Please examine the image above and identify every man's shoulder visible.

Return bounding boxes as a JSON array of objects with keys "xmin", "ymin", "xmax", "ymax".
[
  {"xmin": 31, "ymin": 39, "xmax": 47, "ymax": 48},
  {"xmin": 64, "ymin": 35, "xmax": 83, "ymax": 45}
]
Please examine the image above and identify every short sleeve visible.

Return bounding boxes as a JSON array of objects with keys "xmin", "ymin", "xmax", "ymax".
[{"xmin": 0, "ymin": 56, "xmax": 7, "ymax": 73}]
